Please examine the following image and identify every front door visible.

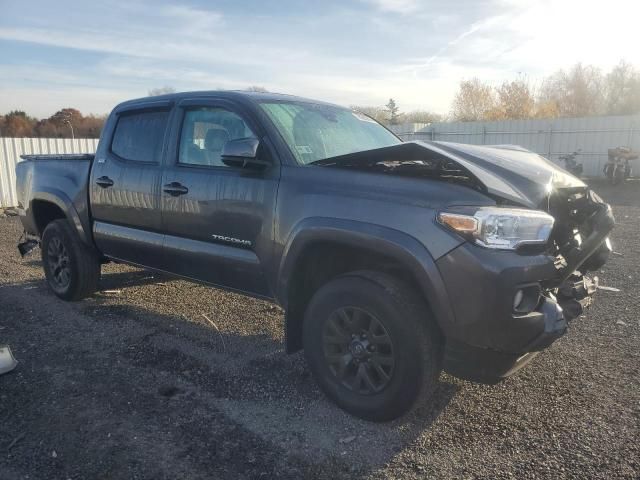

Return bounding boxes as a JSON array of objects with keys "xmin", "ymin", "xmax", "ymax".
[
  {"xmin": 159, "ymin": 100, "xmax": 279, "ymax": 297},
  {"xmin": 90, "ymin": 107, "xmax": 171, "ymax": 267}
]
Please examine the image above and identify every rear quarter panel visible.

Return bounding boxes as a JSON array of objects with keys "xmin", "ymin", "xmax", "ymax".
[{"xmin": 16, "ymin": 157, "xmax": 93, "ymax": 243}]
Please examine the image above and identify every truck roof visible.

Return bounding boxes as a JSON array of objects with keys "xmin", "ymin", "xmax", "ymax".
[{"xmin": 114, "ymin": 90, "xmax": 343, "ymax": 111}]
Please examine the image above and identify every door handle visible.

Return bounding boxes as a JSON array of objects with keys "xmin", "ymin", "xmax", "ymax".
[
  {"xmin": 163, "ymin": 182, "xmax": 189, "ymax": 196},
  {"xmin": 95, "ymin": 176, "xmax": 114, "ymax": 188}
]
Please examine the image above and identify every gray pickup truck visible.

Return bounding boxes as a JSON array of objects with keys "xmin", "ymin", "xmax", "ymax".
[{"xmin": 15, "ymin": 91, "xmax": 614, "ymax": 421}]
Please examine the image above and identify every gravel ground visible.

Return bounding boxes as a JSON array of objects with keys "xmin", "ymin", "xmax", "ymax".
[{"xmin": 0, "ymin": 181, "xmax": 638, "ymax": 479}]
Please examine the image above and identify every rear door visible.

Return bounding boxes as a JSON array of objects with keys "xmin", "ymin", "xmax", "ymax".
[
  {"xmin": 90, "ymin": 103, "xmax": 171, "ymax": 267},
  {"xmin": 159, "ymin": 98, "xmax": 279, "ymax": 297}
]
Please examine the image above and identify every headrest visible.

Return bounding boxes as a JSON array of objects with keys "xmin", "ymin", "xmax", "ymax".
[{"xmin": 205, "ymin": 128, "xmax": 229, "ymax": 151}]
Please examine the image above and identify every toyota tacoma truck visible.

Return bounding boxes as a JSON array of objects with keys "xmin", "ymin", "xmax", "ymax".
[{"xmin": 15, "ymin": 91, "xmax": 614, "ymax": 421}]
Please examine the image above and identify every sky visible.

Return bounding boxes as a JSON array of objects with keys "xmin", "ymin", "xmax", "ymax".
[{"xmin": 0, "ymin": 0, "xmax": 638, "ymax": 118}]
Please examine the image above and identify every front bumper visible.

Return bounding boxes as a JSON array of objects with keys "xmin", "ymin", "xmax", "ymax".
[
  {"xmin": 444, "ymin": 340, "xmax": 541, "ymax": 384},
  {"xmin": 442, "ymin": 296, "xmax": 567, "ymax": 383},
  {"xmin": 436, "ymin": 243, "xmax": 564, "ymax": 355},
  {"xmin": 435, "ymin": 199, "xmax": 612, "ymax": 383}
]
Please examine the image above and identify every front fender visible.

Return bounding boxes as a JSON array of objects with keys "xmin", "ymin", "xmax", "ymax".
[{"xmin": 276, "ymin": 217, "xmax": 457, "ymax": 335}]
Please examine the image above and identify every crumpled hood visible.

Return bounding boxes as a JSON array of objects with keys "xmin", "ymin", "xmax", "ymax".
[
  {"xmin": 313, "ymin": 140, "xmax": 586, "ymax": 208},
  {"xmin": 429, "ymin": 141, "xmax": 586, "ymax": 208}
]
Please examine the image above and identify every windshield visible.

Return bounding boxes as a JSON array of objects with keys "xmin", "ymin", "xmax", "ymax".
[{"xmin": 259, "ymin": 101, "xmax": 401, "ymax": 164}]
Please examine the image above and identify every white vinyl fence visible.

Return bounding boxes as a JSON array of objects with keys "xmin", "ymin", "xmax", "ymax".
[
  {"xmin": 0, "ymin": 137, "xmax": 99, "ymax": 208},
  {"xmin": 390, "ymin": 114, "xmax": 640, "ymax": 177}
]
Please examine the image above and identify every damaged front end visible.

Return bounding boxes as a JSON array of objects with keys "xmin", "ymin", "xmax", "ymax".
[
  {"xmin": 419, "ymin": 141, "xmax": 615, "ymax": 325},
  {"xmin": 436, "ymin": 186, "xmax": 614, "ymax": 382},
  {"xmin": 312, "ymin": 140, "xmax": 615, "ymax": 382},
  {"xmin": 543, "ymin": 188, "xmax": 615, "ymax": 321},
  {"xmin": 314, "ymin": 140, "xmax": 615, "ymax": 328}
]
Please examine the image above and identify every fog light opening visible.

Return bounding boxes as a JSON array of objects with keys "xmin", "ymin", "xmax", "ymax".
[
  {"xmin": 513, "ymin": 289, "xmax": 524, "ymax": 311},
  {"xmin": 513, "ymin": 285, "xmax": 541, "ymax": 314}
]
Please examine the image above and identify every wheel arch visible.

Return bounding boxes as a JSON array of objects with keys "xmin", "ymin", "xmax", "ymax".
[
  {"xmin": 277, "ymin": 218, "xmax": 456, "ymax": 353},
  {"xmin": 29, "ymin": 189, "xmax": 91, "ymax": 245}
]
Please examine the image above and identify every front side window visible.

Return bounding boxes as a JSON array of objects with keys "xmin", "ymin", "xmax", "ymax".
[
  {"xmin": 259, "ymin": 101, "xmax": 400, "ymax": 164},
  {"xmin": 111, "ymin": 110, "xmax": 168, "ymax": 162},
  {"xmin": 178, "ymin": 107, "xmax": 257, "ymax": 167}
]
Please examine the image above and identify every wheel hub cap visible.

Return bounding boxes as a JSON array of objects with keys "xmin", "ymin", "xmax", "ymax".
[
  {"xmin": 349, "ymin": 338, "xmax": 368, "ymax": 359},
  {"xmin": 322, "ymin": 306, "xmax": 395, "ymax": 395}
]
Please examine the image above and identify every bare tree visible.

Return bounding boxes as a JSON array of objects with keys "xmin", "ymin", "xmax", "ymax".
[
  {"xmin": 451, "ymin": 78, "xmax": 498, "ymax": 121},
  {"xmin": 0, "ymin": 111, "xmax": 36, "ymax": 137},
  {"xmin": 496, "ymin": 79, "xmax": 535, "ymax": 119},
  {"xmin": 532, "ymin": 100, "xmax": 560, "ymax": 119},
  {"xmin": 0, "ymin": 108, "xmax": 107, "ymax": 138},
  {"xmin": 604, "ymin": 61, "xmax": 640, "ymax": 115},
  {"xmin": 148, "ymin": 86, "xmax": 177, "ymax": 97},
  {"xmin": 539, "ymin": 64, "xmax": 605, "ymax": 117},
  {"xmin": 402, "ymin": 110, "xmax": 444, "ymax": 124},
  {"xmin": 246, "ymin": 86, "xmax": 269, "ymax": 92},
  {"xmin": 37, "ymin": 109, "xmax": 106, "ymax": 138},
  {"xmin": 385, "ymin": 99, "xmax": 400, "ymax": 125}
]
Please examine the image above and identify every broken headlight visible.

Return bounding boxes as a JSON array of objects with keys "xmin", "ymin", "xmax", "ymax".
[{"xmin": 438, "ymin": 207, "xmax": 555, "ymax": 250}]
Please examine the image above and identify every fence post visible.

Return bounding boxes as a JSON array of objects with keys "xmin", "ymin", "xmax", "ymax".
[
  {"xmin": 548, "ymin": 125, "xmax": 553, "ymax": 158},
  {"xmin": 482, "ymin": 126, "xmax": 486, "ymax": 145}
]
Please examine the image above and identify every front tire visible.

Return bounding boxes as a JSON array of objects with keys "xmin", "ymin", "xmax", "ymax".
[
  {"xmin": 41, "ymin": 219, "xmax": 101, "ymax": 301},
  {"xmin": 303, "ymin": 271, "xmax": 441, "ymax": 421}
]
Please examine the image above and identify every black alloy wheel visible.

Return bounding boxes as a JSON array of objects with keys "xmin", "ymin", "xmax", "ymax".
[
  {"xmin": 46, "ymin": 235, "xmax": 71, "ymax": 290},
  {"xmin": 41, "ymin": 219, "xmax": 101, "ymax": 301},
  {"xmin": 322, "ymin": 306, "xmax": 395, "ymax": 395},
  {"xmin": 303, "ymin": 271, "xmax": 442, "ymax": 421}
]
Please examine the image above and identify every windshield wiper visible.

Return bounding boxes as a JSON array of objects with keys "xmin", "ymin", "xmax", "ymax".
[{"xmin": 308, "ymin": 157, "xmax": 341, "ymax": 166}]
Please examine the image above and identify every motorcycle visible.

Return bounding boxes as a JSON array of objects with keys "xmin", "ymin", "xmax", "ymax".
[
  {"xmin": 605, "ymin": 147, "xmax": 637, "ymax": 185},
  {"xmin": 559, "ymin": 150, "xmax": 583, "ymax": 177}
]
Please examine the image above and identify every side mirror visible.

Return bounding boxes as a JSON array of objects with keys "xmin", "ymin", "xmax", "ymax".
[{"xmin": 221, "ymin": 137, "xmax": 269, "ymax": 169}]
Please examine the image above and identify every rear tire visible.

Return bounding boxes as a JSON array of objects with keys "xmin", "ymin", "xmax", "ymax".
[
  {"xmin": 303, "ymin": 271, "xmax": 442, "ymax": 421},
  {"xmin": 41, "ymin": 219, "xmax": 101, "ymax": 301}
]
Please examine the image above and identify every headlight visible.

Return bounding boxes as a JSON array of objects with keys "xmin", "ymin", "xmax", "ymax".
[{"xmin": 438, "ymin": 207, "xmax": 554, "ymax": 250}]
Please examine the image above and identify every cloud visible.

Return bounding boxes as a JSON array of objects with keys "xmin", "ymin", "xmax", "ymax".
[
  {"xmin": 1, "ymin": 0, "xmax": 638, "ymax": 118},
  {"xmin": 160, "ymin": 5, "xmax": 223, "ymax": 30},
  {"xmin": 362, "ymin": 0, "xmax": 421, "ymax": 13}
]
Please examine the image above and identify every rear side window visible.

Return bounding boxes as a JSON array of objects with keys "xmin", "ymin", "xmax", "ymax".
[{"xmin": 111, "ymin": 110, "xmax": 169, "ymax": 162}]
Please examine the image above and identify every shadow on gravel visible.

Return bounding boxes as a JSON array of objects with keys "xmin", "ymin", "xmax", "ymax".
[
  {"xmin": 1, "ymin": 274, "xmax": 459, "ymax": 478},
  {"xmin": 1, "ymin": 267, "xmax": 169, "ymax": 294},
  {"xmin": 98, "ymin": 269, "xmax": 172, "ymax": 290},
  {"xmin": 13, "ymin": 259, "xmax": 169, "ymax": 290},
  {"xmin": 21, "ymin": 258, "xmax": 42, "ymax": 268}
]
